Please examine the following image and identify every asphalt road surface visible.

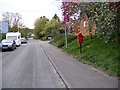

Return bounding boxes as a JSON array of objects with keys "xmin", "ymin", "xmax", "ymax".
[
  {"xmin": 2, "ymin": 39, "xmax": 65, "ymax": 88},
  {"xmin": 2, "ymin": 39, "xmax": 118, "ymax": 89}
]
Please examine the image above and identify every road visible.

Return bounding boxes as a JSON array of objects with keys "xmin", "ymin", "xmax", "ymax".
[
  {"xmin": 2, "ymin": 39, "xmax": 65, "ymax": 88},
  {"xmin": 2, "ymin": 39, "xmax": 118, "ymax": 89}
]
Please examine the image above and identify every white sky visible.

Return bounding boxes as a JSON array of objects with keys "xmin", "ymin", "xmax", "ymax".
[{"xmin": 0, "ymin": 0, "xmax": 62, "ymax": 29}]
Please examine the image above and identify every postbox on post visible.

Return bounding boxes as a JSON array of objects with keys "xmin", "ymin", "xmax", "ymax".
[
  {"xmin": 77, "ymin": 33, "xmax": 83, "ymax": 53},
  {"xmin": 77, "ymin": 33, "xmax": 83, "ymax": 43}
]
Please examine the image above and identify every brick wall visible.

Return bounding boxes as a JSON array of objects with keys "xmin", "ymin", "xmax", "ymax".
[{"xmin": 73, "ymin": 17, "xmax": 96, "ymax": 35}]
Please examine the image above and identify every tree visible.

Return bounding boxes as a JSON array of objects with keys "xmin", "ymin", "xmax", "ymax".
[
  {"xmin": 9, "ymin": 25, "xmax": 18, "ymax": 32},
  {"xmin": 80, "ymin": 3, "xmax": 118, "ymax": 42},
  {"xmin": 34, "ymin": 16, "xmax": 49, "ymax": 38},
  {"xmin": 109, "ymin": 2, "xmax": 120, "ymax": 43},
  {"xmin": 61, "ymin": 2, "xmax": 81, "ymax": 33},
  {"xmin": 44, "ymin": 18, "xmax": 62, "ymax": 37},
  {"xmin": 2, "ymin": 12, "xmax": 24, "ymax": 32},
  {"xmin": 53, "ymin": 14, "xmax": 60, "ymax": 22},
  {"xmin": 19, "ymin": 28, "xmax": 30, "ymax": 38},
  {"xmin": 61, "ymin": 2, "xmax": 81, "ymax": 22},
  {"xmin": 61, "ymin": 2, "xmax": 120, "ymax": 42}
]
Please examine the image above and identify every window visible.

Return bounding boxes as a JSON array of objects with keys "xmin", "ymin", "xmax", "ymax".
[
  {"xmin": 18, "ymin": 36, "xmax": 21, "ymax": 39},
  {"xmin": 7, "ymin": 36, "xmax": 17, "ymax": 40}
]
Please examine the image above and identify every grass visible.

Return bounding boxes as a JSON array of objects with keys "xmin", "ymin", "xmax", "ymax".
[{"xmin": 50, "ymin": 34, "xmax": 120, "ymax": 78}]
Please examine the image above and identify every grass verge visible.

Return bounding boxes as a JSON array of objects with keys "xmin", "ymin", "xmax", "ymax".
[{"xmin": 50, "ymin": 34, "xmax": 120, "ymax": 78}]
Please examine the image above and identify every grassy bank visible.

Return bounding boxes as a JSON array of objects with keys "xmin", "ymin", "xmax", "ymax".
[{"xmin": 50, "ymin": 34, "xmax": 120, "ymax": 78}]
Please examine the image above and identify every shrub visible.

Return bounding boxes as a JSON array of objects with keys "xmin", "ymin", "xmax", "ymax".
[
  {"xmin": 34, "ymin": 35, "xmax": 40, "ymax": 39},
  {"xmin": 49, "ymin": 34, "xmax": 77, "ymax": 48},
  {"xmin": 67, "ymin": 34, "xmax": 77, "ymax": 43},
  {"xmin": 41, "ymin": 37, "xmax": 48, "ymax": 41},
  {"xmin": 0, "ymin": 33, "xmax": 6, "ymax": 41},
  {"xmin": 49, "ymin": 34, "xmax": 64, "ymax": 47}
]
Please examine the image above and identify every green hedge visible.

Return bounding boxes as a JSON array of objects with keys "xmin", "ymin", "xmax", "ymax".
[
  {"xmin": 49, "ymin": 34, "xmax": 77, "ymax": 48},
  {"xmin": 0, "ymin": 33, "xmax": 6, "ymax": 41},
  {"xmin": 41, "ymin": 37, "xmax": 48, "ymax": 41}
]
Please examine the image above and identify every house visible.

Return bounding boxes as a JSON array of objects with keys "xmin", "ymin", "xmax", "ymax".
[
  {"xmin": 72, "ymin": 16, "xmax": 96, "ymax": 36},
  {"xmin": 0, "ymin": 21, "xmax": 8, "ymax": 33}
]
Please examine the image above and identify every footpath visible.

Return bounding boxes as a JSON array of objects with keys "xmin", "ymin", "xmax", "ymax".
[{"xmin": 40, "ymin": 41, "xmax": 118, "ymax": 88}]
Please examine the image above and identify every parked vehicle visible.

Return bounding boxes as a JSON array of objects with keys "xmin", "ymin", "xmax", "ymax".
[
  {"xmin": 6, "ymin": 32, "xmax": 21, "ymax": 46},
  {"xmin": 1, "ymin": 39, "xmax": 16, "ymax": 51},
  {"xmin": 21, "ymin": 37, "xmax": 27, "ymax": 43}
]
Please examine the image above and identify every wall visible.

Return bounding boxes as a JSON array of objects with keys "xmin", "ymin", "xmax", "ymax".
[{"xmin": 73, "ymin": 17, "xmax": 96, "ymax": 35}]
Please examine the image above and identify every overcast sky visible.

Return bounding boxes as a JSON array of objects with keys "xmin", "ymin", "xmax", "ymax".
[{"xmin": 0, "ymin": 0, "xmax": 62, "ymax": 29}]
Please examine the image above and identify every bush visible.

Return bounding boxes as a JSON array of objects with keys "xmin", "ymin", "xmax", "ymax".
[
  {"xmin": 0, "ymin": 33, "xmax": 6, "ymax": 41},
  {"xmin": 49, "ymin": 34, "xmax": 64, "ymax": 47},
  {"xmin": 59, "ymin": 28, "xmax": 65, "ymax": 34},
  {"xmin": 67, "ymin": 34, "xmax": 77, "ymax": 43},
  {"xmin": 56, "ymin": 40, "xmax": 65, "ymax": 48},
  {"xmin": 49, "ymin": 34, "xmax": 77, "ymax": 48},
  {"xmin": 34, "ymin": 35, "xmax": 40, "ymax": 39},
  {"xmin": 41, "ymin": 37, "xmax": 48, "ymax": 41}
]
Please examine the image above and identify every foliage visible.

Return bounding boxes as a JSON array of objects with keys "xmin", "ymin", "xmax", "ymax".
[
  {"xmin": 61, "ymin": 2, "xmax": 81, "ymax": 23},
  {"xmin": 49, "ymin": 34, "xmax": 65, "ymax": 48},
  {"xmin": 50, "ymin": 34, "xmax": 119, "ymax": 77},
  {"xmin": 67, "ymin": 34, "xmax": 77, "ymax": 43},
  {"xmin": 33, "ymin": 35, "xmax": 39, "ymax": 39},
  {"xmin": 2, "ymin": 12, "xmax": 27, "ymax": 32},
  {"xmin": 0, "ymin": 33, "xmax": 6, "ymax": 41},
  {"xmin": 61, "ymin": 2, "xmax": 120, "ymax": 43},
  {"xmin": 2, "ymin": 12, "xmax": 24, "ymax": 30},
  {"xmin": 41, "ymin": 37, "xmax": 48, "ymax": 41},
  {"xmin": 49, "ymin": 34, "xmax": 76, "ymax": 48},
  {"xmin": 19, "ymin": 28, "xmax": 30, "ymax": 38},
  {"xmin": 80, "ymin": 3, "xmax": 117, "ymax": 42},
  {"xmin": 61, "ymin": 2, "xmax": 81, "ymax": 31},
  {"xmin": 34, "ymin": 14, "xmax": 62, "ymax": 39},
  {"xmin": 59, "ymin": 28, "xmax": 65, "ymax": 34},
  {"xmin": 64, "ymin": 36, "xmax": 119, "ymax": 77},
  {"xmin": 34, "ymin": 16, "xmax": 49, "ymax": 38},
  {"xmin": 53, "ymin": 14, "xmax": 60, "ymax": 22},
  {"xmin": 9, "ymin": 25, "xmax": 19, "ymax": 32},
  {"xmin": 44, "ymin": 18, "xmax": 62, "ymax": 37}
]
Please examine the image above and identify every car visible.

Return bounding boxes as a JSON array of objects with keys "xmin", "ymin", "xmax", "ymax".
[
  {"xmin": 1, "ymin": 39, "xmax": 16, "ymax": 51},
  {"xmin": 21, "ymin": 37, "xmax": 27, "ymax": 43}
]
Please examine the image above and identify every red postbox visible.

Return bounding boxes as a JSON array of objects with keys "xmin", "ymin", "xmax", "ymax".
[{"xmin": 77, "ymin": 34, "xmax": 83, "ymax": 43}]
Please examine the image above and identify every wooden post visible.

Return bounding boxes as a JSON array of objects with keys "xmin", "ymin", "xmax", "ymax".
[{"xmin": 80, "ymin": 43, "xmax": 82, "ymax": 53}]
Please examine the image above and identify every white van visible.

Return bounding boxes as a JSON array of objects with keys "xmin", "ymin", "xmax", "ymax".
[{"xmin": 6, "ymin": 32, "xmax": 21, "ymax": 46}]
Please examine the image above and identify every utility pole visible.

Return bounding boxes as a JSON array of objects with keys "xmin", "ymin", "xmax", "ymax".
[{"xmin": 64, "ymin": 26, "xmax": 68, "ymax": 48}]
